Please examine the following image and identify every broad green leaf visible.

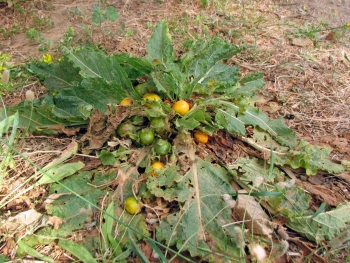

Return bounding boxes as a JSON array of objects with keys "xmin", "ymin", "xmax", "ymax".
[
  {"xmin": 228, "ymin": 156, "xmax": 311, "ymax": 219},
  {"xmin": 230, "ymin": 157, "xmax": 284, "ymax": 183},
  {"xmin": 0, "ymin": 254, "xmax": 10, "ymax": 262},
  {"xmin": 38, "ymin": 140, "xmax": 79, "ymax": 172},
  {"xmin": 268, "ymin": 186, "xmax": 311, "ymax": 219},
  {"xmin": 238, "ymin": 108, "xmax": 296, "ymax": 147},
  {"xmin": 147, "ymin": 21, "xmax": 174, "ymax": 64},
  {"xmin": 275, "ymin": 140, "xmax": 346, "ymax": 175},
  {"xmin": 147, "ymin": 165, "xmax": 191, "ymax": 202},
  {"xmin": 150, "ymin": 63, "xmax": 186, "ymax": 100},
  {"xmin": 92, "ymin": 5, "xmax": 103, "ymax": 24},
  {"xmin": 238, "ymin": 107, "xmax": 275, "ymax": 134},
  {"xmin": 215, "ymin": 108, "xmax": 246, "ymax": 135},
  {"xmin": 46, "ymin": 171, "xmax": 104, "ymax": 236},
  {"xmin": 106, "ymin": 6, "xmax": 118, "ymax": 22},
  {"xmin": 226, "ymin": 72, "xmax": 265, "ymax": 97},
  {"xmin": 180, "ymin": 37, "xmax": 241, "ymax": 79},
  {"xmin": 54, "ymin": 78, "xmax": 128, "ymax": 116},
  {"xmin": 58, "ymin": 239, "xmax": 98, "ymax": 263},
  {"xmin": 98, "ymin": 148, "xmax": 129, "ymax": 166},
  {"xmin": 287, "ymin": 202, "xmax": 350, "ymax": 243},
  {"xmin": 196, "ymin": 62, "xmax": 240, "ymax": 87},
  {"xmin": 35, "ymin": 162, "xmax": 84, "ymax": 186},
  {"xmin": 144, "ymin": 100, "xmax": 172, "ymax": 118},
  {"xmin": 29, "ymin": 58, "xmax": 82, "ymax": 91},
  {"xmin": 0, "ymin": 95, "xmax": 87, "ymax": 134},
  {"xmin": 268, "ymin": 118, "xmax": 297, "ymax": 147},
  {"xmin": 178, "ymin": 37, "xmax": 242, "ymax": 98},
  {"xmin": 0, "ymin": 113, "xmax": 19, "ymax": 173},
  {"xmin": 246, "ymin": 191, "xmax": 283, "ymax": 197},
  {"xmin": 155, "ymin": 154, "xmax": 240, "ymax": 260},
  {"xmin": 150, "ymin": 70, "xmax": 177, "ymax": 101},
  {"xmin": 113, "ymin": 53, "xmax": 153, "ymax": 81},
  {"xmin": 64, "ymin": 48, "xmax": 134, "ymax": 94},
  {"xmin": 174, "ymin": 106, "xmax": 207, "ymax": 131}
]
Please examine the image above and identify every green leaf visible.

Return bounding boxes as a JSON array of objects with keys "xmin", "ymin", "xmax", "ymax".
[
  {"xmin": 35, "ymin": 162, "xmax": 85, "ymax": 186},
  {"xmin": 92, "ymin": 5, "xmax": 103, "ymax": 24},
  {"xmin": 64, "ymin": 48, "xmax": 134, "ymax": 94},
  {"xmin": 155, "ymin": 155, "xmax": 240, "ymax": 260},
  {"xmin": 150, "ymin": 63, "xmax": 186, "ymax": 100},
  {"xmin": 269, "ymin": 186, "xmax": 311, "ymax": 219},
  {"xmin": 46, "ymin": 171, "xmax": 104, "ymax": 236},
  {"xmin": 98, "ymin": 151, "xmax": 116, "ymax": 166},
  {"xmin": 102, "ymin": 201, "xmax": 115, "ymax": 250},
  {"xmin": 311, "ymin": 202, "xmax": 327, "ymax": 219},
  {"xmin": 17, "ymin": 240, "xmax": 55, "ymax": 263},
  {"xmin": 287, "ymin": 202, "xmax": 350, "ymax": 243},
  {"xmin": 231, "ymin": 157, "xmax": 284, "ymax": 183},
  {"xmin": 106, "ymin": 6, "xmax": 118, "ymax": 22},
  {"xmin": 0, "ymin": 112, "xmax": 19, "ymax": 136},
  {"xmin": 113, "ymin": 248, "xmax": 133, "ymax": 261},
  {"xmin": 113, "ymin": 53, "xmax": 153, "ymax": 81},
  {"xmin": 246, "ymin": 191, "xmax": 283, "ymax": 197},
  {"xmin": 174, "ymin": 106, "xmax": 207, "ymax": 131},
  {"xmin": 230, "ymin": 72, "xmax": 265, "ymax": 97},
  {"xmin": 146, "ymin": 239, "xmax": 169, "ymax": 263},
  {"xmin": 196, "ymin": 62, "xmax": 240, "ymax": 87},
  {"xmin": 150, "ymin": 70, "xmax": 177, "ymax": 101},
  {"xmin": 268, "ymin": 118, "xmax": 297, "ymax": 147},
  {"xmin": 128, "ymin": 229, "xmax": 150, "ymax": 263},
  {"xmin": 144, "ymin": 100, "xmax": 172, "ymax": 118},
  {"xmin": 0, "ymin": 112, "xmax": 19, "ymax": 172},
  {"xmin": 29, "ymin": 58, "xmax": 82, "ymax": 91},
  {"xmin": 147, "ymin": 21, "xmax": 174, "ymax": 64},
  {"xmin": 275, "ymin": 140, "xmax": 345, "ymax": 175},
  {"xmin": 180, "ymin": 37, "xmax": 241, "ymax": 79},
  {"xmin": 147, "ymin": 165, "xmax": 191, "ymax": 202},
  {"xmin": 38, "ymin": 140, "xmax": 79, "ymax": 172},
  {"xmin": 238, "ymin": 108, "xmax": 296, "ymax": 147},
  {"xmin": 58, "ymin": 239, "xmax": 98, "ymax": 263},
  {"xmin": 0, "ymin": 99, "xmax": 85, "ymax": 134},
  {"xmin": 54, "ymin": 78, "xmax": 128, "ymax": 116},
  {"xmin": 178, "ymin": 37, "xmax": 242, "ymax": 98},
  {"xmin": 215, "ymin": 108, "xmax": 246, "ymax": 135},
  {"xmin": 0, "ymin": 254, "xmax": 11, "ymax": 262}
]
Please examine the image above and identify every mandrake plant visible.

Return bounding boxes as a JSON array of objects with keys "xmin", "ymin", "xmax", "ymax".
[{"xmin": 0, "ymin": 21, "xmax": 349, "ymax": 262}]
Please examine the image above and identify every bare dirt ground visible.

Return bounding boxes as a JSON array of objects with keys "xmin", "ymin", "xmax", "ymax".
[{"xmin": 1, "ymin": 0, "xmax": 350, "ymax": 262}]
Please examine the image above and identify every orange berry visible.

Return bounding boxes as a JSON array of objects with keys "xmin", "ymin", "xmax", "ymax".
[{"xmin": 193, "ymin": 130, "xmax": 209, "ymax": 144}]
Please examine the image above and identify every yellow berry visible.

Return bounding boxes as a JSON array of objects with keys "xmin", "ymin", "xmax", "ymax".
[
  {"xmin": 124, "ymin": 196, "xmax": 141, "ymax": 215},
  {"xmin": 143, "ymin": 93, "xmax": 161, "ymax": 101},
  {"xmin": 120, "ymin": 98, "xmax": 133, "ymax": 105},
  {"xmin": 172, "ymin": 100, "xmax": 190, "ymax": 116},
  {"xmin": 150, "ymin": 161, "xmax": 165, "ymax": 177}
]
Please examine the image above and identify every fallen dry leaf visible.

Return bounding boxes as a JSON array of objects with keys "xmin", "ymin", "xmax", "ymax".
[{"xmin": 48, "ymin": 216, "xmax": 65, "ymax": 230}]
